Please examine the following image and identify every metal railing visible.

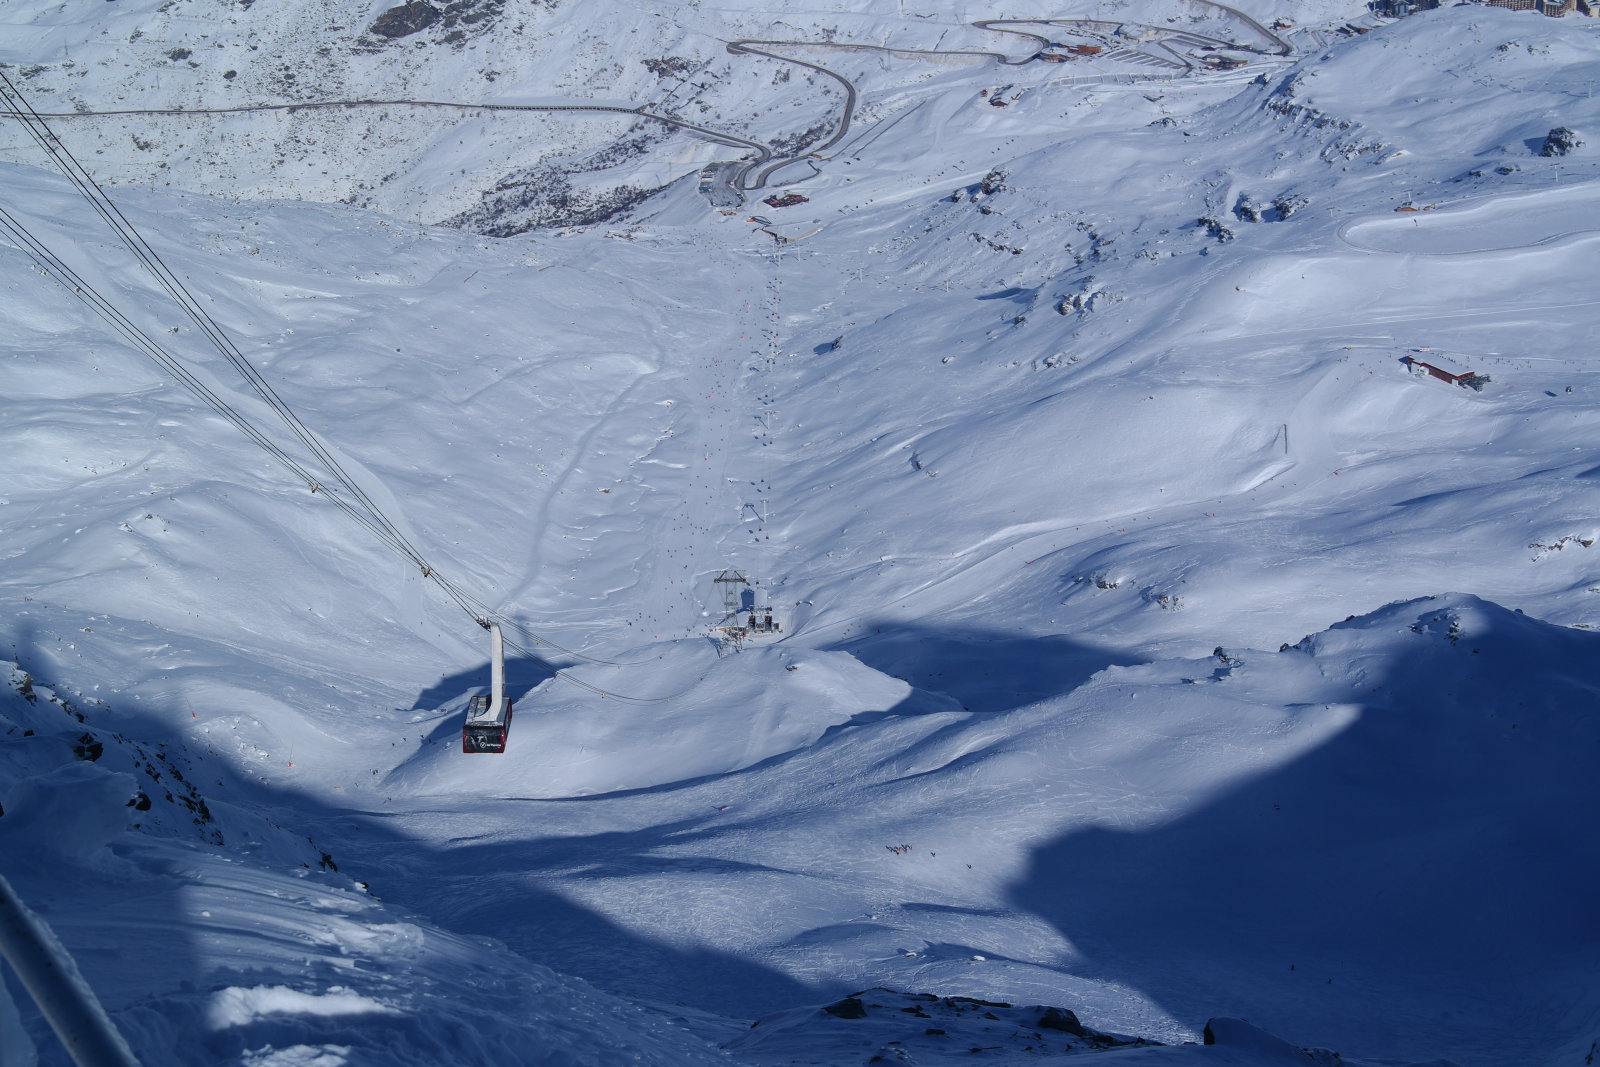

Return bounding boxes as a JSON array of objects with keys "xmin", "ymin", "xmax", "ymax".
[{"xmin": 0, "ymin": 873, "xmax": 141, "ymax": 1067}]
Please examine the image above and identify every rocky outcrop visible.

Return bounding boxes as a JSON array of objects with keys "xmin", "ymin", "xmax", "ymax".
[{"xmin": 1540, "ymin": 126, "xmax": 1583, "ymax": 157}]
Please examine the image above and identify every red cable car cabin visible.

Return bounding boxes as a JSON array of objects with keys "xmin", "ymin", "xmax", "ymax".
[
  {"xmin": 462, "ymin": 691, "xmax": 513, "ymax": 753},
  {"xmin": 462, "ymin": 620, "xmax": 513, "ymax": 753}
]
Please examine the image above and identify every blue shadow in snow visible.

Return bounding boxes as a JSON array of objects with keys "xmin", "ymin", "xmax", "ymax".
[
  {"xmin": 0, "ymin": 642, "xmax": 822, "ymax": 1052},
  {"xmin": 345, "ymin": 813, "xmax": 819, "ymax": 1017},
  {"xmin": 411, "ymin": 654, "xmax": 561, "ymax": 712},
  {"xmin": 828, "ymin": 622, "xmax": 1136, "ymax": 715},
  {"xmin": 974, "ymin": 286, "xmax": 1033, "ymax": 303},
  {"xmin": 1008, "ymin": 609, "xmax": 1600, "ymax": 1064}
]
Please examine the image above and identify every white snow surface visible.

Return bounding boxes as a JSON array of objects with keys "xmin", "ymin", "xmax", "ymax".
[{"xmin": 3, "ymin": 0, "xmax": 1600, "ymax": 1064}]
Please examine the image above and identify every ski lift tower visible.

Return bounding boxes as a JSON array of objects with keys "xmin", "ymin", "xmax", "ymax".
[
  {"xmin": 714, "ymin": 570, "xmax": 749, "ymax": 612},
  {"xmin": 712, "ymin": 570, "xmax": 751, "ymax": 651},
  {"xmin": 711, "ymin": 569, "xmax": 781, "ymax": 648}
]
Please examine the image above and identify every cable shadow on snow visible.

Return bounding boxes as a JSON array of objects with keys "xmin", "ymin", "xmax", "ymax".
[{"xmin": 1006, "ymin": 605, "xmax": 1600, "ymax": 1066}]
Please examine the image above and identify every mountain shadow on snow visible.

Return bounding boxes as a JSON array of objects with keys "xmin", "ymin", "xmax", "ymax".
[
  {"xmin": 830, "ymin": 623, "xmax": 1137, "ymax": 716},
  {"xmin": 1011, "ymin": 594, "xmax": 1599, "ymax": 1067}
]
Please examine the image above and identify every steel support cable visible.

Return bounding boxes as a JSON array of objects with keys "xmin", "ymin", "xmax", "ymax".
[
  {"xmin": 0, "ymin": 209, "xmax": 430, "ymax": 567},
  {"xmin": 0, "ymin": 74, "xmax": 424, "ymax": 571},
  {"xmin": 4, "ymin": 204, "xmax": 669, "ymax": 681},
  {"xmin": 0, "ymin": 80, "xmax": 441, "ymax": 592},
  {"xmin": 0, "ymin": 216, "xmax": 534, "ymax": 654},
  {"xmin": 2, "ymin": 92, "xmax": 675, "ymax": 686},
  {"xmin": 0, "ymin": 208, "xmax": 308, "ymax": 482},
  {"xmin": 2, "ymin": 214, "xmax": 654, "ymax": 663},
  {"xmin": 2, "ymin": 79, "xmax": 519, "ymax": 614},
  {"xmin": 0, "ymin": 221, "xmax": 500, "ymax": 621},
  {"xmin": 499, "ymin": 632, "xmax": 703, "ymax": 704},
  {"xmin": 453, "ymin": 593, "xmax": 665, "ymax": 668},
  {"xmin": 405, "ymin": 576, "xmax": 665, "ymax": 668}
]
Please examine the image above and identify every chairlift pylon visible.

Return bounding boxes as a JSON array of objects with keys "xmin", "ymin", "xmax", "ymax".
[{"xmin": 711, "ymin": 569, "xmax": 782, "ymax": 642}]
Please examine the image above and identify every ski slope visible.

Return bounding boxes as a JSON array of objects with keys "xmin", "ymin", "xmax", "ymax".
[{"xmin": 3, "ymin": 1, "xmax": 1600, "ymax": 1064}]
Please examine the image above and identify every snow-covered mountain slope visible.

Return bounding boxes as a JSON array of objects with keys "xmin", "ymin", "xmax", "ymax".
[
  {"xmin": 338, "ymin": 592, "xmax": 1600, "ymax": 1067},
  {"xmin": 3, "ymin": 0, "xmax": 1599, "ymax": 1064},
  {"xmin": 0, "ymin": 665, "xmax": 740, "ymax": 1067},
  {"xmin": 2, "ymin": 0, "xmax": 1370, "ymax": 230}
]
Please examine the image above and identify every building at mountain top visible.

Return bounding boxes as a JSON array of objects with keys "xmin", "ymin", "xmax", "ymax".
[
  {"xmin": 1379, "ymin": 0, "xmax": 1595, "ymax": 15},
  {"xmin": 1481, "ymin": 0, "xmax": 1592, "ymax": 17},
  {"xmin": 1372, "ymin": 0, "xmax": 1440, "ymax": 17}
]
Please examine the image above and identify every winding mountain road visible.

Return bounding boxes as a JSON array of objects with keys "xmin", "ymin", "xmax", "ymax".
[
  {"xmin": 2, "ymin": 3, "xmax": 1293, "ymax": 201},
  {"xmin": 724, "ymin": 6, "xmax": 1290, "ymax": 190}
]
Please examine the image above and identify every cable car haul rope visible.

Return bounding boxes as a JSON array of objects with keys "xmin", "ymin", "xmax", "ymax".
[{"xmin": 0, "ymin": 68, "xmax": 687, "ymax": 706}]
